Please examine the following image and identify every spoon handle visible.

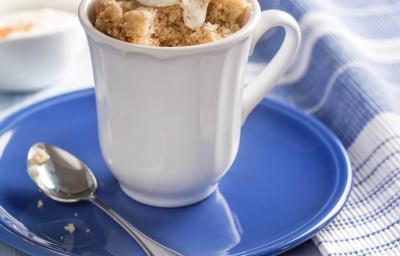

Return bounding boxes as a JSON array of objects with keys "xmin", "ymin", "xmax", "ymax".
[{"xmin": 88, "ymin": 196, "xmax": 182, "ymax": 256}]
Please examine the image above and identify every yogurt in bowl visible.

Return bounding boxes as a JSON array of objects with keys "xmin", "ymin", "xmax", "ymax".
[
  {"xmin": 0, "ymin": 0, "xmax": 86, "ymax": 91},
  {"xmin": 0, "ymin": 8, "xmax": 77, "ymax": 40}
]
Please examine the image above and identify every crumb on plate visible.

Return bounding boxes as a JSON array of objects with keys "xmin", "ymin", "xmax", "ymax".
[
  {"xmin": 36, "ymin": 199, "xmax": 44, "ymax": 208},
  {"xmin": 64, "ymin": 223, "xmax": 76, "ymax": 234}
]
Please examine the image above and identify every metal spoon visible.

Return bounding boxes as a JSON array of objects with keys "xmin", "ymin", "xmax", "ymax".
[{"xmin": 27, "ymin": 143, "xmax": 182, "ymax": 256}]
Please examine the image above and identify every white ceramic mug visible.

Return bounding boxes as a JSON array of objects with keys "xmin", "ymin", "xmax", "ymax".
[{"xmin": 79, "ymin": 0, "xmax": 301, "ymax": 207}]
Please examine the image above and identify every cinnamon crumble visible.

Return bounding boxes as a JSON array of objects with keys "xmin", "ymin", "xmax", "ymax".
[{"xmin": 93, "ymin": 0, "xmax": 249, "ymax": 46}]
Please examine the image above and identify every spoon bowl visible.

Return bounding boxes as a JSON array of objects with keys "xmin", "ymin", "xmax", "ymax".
[
  {"xmin": 27, "ymin": 143, "xmax": 181, "ymax": 256},
  {"xmin": 27, "ymin": 143, "xmax": 97, "ymax": 202}
]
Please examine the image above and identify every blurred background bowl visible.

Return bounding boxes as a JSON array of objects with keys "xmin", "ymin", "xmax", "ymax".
[{"xmin": 0, "ymin": 0, "xmax": 86, "ymax": 92}]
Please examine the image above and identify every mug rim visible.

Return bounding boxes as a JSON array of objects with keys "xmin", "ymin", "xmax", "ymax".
[{"xmin": 78, "ymin": 0, "xmax": 261, "ymax": 55}]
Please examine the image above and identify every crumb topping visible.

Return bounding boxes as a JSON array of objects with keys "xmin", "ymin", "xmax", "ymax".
[
  {"xmin": 0, "ymin": 23, "xmax": 34, "ymax": 38},
  {"xmin": 30, "ymin": 147, "xmax": 50, "ymax": 165},
  {"xmin": 93, "ymin": 0, "xmax": 249, "ymax": 46}
]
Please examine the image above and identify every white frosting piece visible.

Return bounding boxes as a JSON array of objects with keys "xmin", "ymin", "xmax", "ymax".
[
  {"xmin": 135, "ymin": 0, "xmax": 211, "ymax": 29},
  {"xmin": 181, "ymin": 0, "xmax": 210, "ymax": 29}
]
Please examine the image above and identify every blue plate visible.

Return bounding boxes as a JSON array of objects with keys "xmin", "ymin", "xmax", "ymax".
[{"xmin": 0, "ymin": 89, "xmax": 351, "ymax": 256}]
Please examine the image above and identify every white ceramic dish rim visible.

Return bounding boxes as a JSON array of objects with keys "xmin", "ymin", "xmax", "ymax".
[{"xmin": 78, "ymin": 0, "xmax": 262, "ymax": 55}]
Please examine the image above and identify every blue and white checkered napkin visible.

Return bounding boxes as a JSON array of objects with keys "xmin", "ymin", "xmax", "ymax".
[{"xmin": 247, "ymin": 0, "xmax": 400, "ymax": 255}]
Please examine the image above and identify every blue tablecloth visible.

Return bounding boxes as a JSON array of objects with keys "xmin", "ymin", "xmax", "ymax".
[{"xmin": 2, "ymin": 0, "xmax": 400, "ymax": 255}]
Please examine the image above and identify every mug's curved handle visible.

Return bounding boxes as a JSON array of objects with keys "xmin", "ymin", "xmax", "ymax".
[{"xmin": 242, "ymin": 10, "xmax": 301, "ymax": 123}]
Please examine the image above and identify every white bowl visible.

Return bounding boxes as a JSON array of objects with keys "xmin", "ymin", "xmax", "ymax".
[{"xmin": 0, "ymin": 0, "xmax": 85, "ymax": 91}]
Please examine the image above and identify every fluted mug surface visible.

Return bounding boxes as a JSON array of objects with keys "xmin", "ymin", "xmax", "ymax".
[{"xmin": 79, "ymin": 0, "xmax": 301, "ymax": 207}]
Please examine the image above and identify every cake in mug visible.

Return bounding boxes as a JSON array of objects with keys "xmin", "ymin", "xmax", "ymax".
[{"xmin": 92, "ymin": 0, "xmax": 250, "ymax": 46}]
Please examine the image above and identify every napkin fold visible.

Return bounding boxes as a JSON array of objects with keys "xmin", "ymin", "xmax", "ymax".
[{"xmin": 249, "ymin": 0, "xmax": 400, "ymax": 255}]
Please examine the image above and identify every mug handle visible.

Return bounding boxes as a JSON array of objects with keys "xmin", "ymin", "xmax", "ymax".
[{"xmin": 242, "ymin": 10, "xmax": 301, "ymax": 123}]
